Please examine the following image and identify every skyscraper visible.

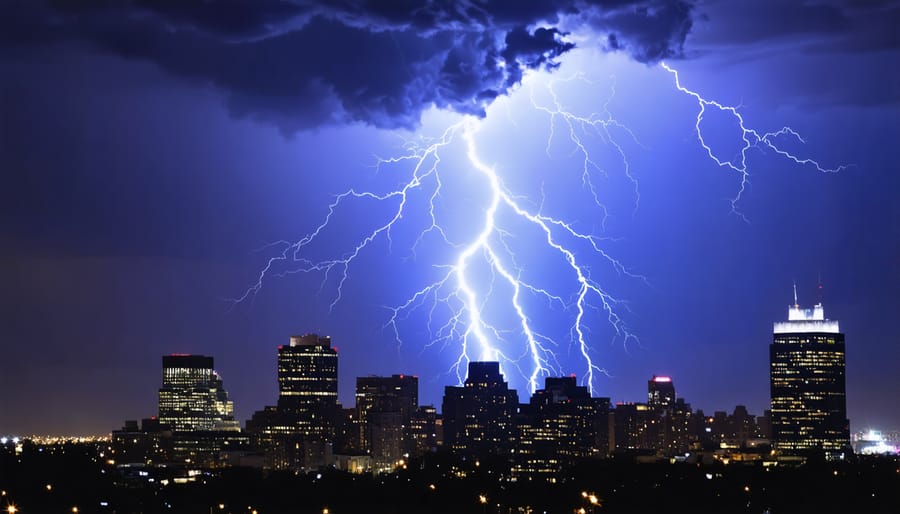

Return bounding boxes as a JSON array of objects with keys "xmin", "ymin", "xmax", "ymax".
[
  {"xmin": 770, "ymin": 295, "xmax": 850, "ymax": 458},
  {"xmin": 247, "ymin": 334, "xmax": 339, "ymax": 470},
  {"xmin": 442, "ymin": 362, "xmax": 518, "ymax": 457},
  {"xmin": 648, "ymin": 375, "xmax": 676, "ymax": 412},
  {"xmin": 157, "ymin": 354, "xmax": 244, "ymax": 465},
  {"xmin": 277, "ymin": 334, "xmax": 339, "ymax": 438},
  {"xmin": 513, "ymin": 376, "xmax": 609, "ymax": 481},
  {"xmin": 158, "ymin": 354, "xmax": 237, "ymax": 432},
  {"xmin": 355, "ymin": 374, "xmax": 418, "ymax": 468},
  {"xmin": 646, "ymin": 375, "xmax": 694, "ymax": 454}
]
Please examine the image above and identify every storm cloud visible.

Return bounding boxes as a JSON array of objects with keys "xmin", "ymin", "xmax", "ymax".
[{"xmin": 2, "ymin": 0, "xmax": 695, "ymax": 132}]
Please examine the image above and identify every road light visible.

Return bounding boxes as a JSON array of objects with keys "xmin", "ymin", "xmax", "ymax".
[
  {"xmin": 580, "ymin": 491, "xmax": 600, "ymax": 513},
  {"xmin": 7, "ymin": 505, "xmax": 17, "ymax": 514}
]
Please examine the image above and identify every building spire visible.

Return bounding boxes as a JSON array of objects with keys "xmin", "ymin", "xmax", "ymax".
[{"xmin": 793, "ymin": 280, "xmax": 799, "ymax": 308}]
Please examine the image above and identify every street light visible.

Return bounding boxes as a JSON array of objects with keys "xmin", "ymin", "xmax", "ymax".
[
  {"xmin": 7, "ymin": 505, "xmax": 17, "ymax": 514},
  {"xmin": 580, "ymin": 491, "xmax": 600, "ymax": 513}
]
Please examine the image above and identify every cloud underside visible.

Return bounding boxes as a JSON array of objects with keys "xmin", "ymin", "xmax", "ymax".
[{"xmin": 4, "ymin": 0, "xmax": 694, "ymax": 132}]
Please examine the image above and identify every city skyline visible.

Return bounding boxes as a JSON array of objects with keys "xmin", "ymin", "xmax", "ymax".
[
  {"xmin": 0, "ymin": 296, "xmax": 881, "ymax": 439},
  {"xmin": 2, "ymin": 1, "xmax": 898, "ymax": 436}
]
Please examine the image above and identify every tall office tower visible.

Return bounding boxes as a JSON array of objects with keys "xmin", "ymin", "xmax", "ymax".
[
  {"xmin": 442, "ymin": 362, "xmax": 519, "ymax": 457},
  {"xmin": 513, "ymin": 376, "xmax": 609, "ymax": 481},
  {"xmin": 770, "ymin": 294, "xmax": 850, "ymax": 459},
  {"xmin": 648, "ymin": 375, "xmax": 676, "ymax": 411},
  {"xmin": 355, "ymin": 374, "xmax": 418, "ymax": 467},
  {"xmin": 247, "ymin": 334, "xmax": 339, "ymax": 470},
  {"xmin": 158, "ymin": 354, "xmax": 237, "ymax": 432},
  {"xmin": 277, "ymin": 334, "xmax": 339, "ymax": 438},
  {"xmin": 610, "ymin": 402, "xmax": 656, "ymax": 453},
  {"xmin": 647, "ymin": 375, "xmax": 683, "ymax": 454},
  {"xmin": 408, "ymin": 405, "xmax": 438, "ymax": 456}
]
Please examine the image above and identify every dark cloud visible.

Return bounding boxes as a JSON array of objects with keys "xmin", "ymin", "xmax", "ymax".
[
  {"xmin": 690, "ymin": 0, "xmax": 900, "ymax": 54},
  {"xmin": 1, "ymin": 0, "xmax": 695, "ymax": 133},
  {"xmin": 576, "ymin": 0, "xmax": 695, "ymax": 62}
]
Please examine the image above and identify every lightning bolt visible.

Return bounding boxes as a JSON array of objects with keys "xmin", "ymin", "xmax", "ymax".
[
  {"xmin": 661, "ymin": 63, "xmax": 847, "ymax": 220},
  {"xmin": 235, "ymin": 63, "xmax": 843, "ymax": 396}
]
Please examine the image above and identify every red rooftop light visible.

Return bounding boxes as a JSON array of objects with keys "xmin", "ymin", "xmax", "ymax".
[{"xmin": 653, "ymin": 376, "xmax": 672, "ymax": 382}]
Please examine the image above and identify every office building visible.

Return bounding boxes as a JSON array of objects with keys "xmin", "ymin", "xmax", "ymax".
[
  {"xmin": 770, "ymin": 295, "xmax": 850, "ymax": 458},
  {"xmin": 355, "ymin": 374, "xmax": 418, "ymax": 463},
  {"xmin": 277, "ymin": 334, "xmax": 340, "ymax": 438},
  {"xmin": 610, "ymin": 402, "xmax": 656, "ymax": 453},
  {"xmin": 408, "ymin": 405, "xmax": 438, "ymax": 456},
  {"xmin": 156, "ymin": 354, "xmax": 243, "ymax": 465},
  {"xmin": 158, "ymin": 354, "xmax": 237, "ymax": 432},
  {"xmin": 247, "ymin": 334, "xmax": 340, "ymax": 470},
  {"xmin": 442, "ymin": 362, "xmax": 518, "ymax": 457},
  {"xmin": 648, "ymin": 375, "xmax": 676, "ymax": 412},
  {"xmin": 513, "ymin": 376, "xmax": 609, "ymax": 481}
]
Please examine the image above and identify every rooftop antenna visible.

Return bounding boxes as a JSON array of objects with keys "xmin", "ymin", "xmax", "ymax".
[{"xmin": 793, "ymin": 280, "xmax": 799, "ymax": 308}]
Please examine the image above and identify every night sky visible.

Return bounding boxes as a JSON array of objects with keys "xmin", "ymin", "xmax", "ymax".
[{"xmin": 1, "ymin": 1, "xmax": 898, "ymax": 436}]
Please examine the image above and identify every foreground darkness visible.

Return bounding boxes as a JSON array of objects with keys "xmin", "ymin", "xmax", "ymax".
[{"xmin": 2, "ymin": 443, "xmax": 898, "ymax": 514}]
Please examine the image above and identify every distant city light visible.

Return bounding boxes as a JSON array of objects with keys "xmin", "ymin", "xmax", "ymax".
[{"xmin": 854, "ymin": 430, "xmax": 900, "ymax": 455}]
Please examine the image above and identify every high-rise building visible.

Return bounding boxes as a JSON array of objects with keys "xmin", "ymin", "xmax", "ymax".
[
  {"xmin": 770, "ymin": 297, "xmax": 850, "ymax": 458},
  {"xmin": 158, "ymin": 355, "xmax": 237, "ymax": 432},
  {"xmin": 277, "ymin": 334, "xmax": 339, "ymax": 438},
  {"xmin": 408, "ymin": 405, "xmax": 438, "ymax": 456},
  {"xmin": 157, "ymin": 354, "xmax": 244, "ymax": 465},
  {"xmin": 610, "ymin": 402, "xmax": 655, "ymax": 453},
  {"xmin": 513, "ymin": 376, "xmax": 609, "ymax": 481},
  {"xmin": 648, "ymin": 375, "xmax": 676, "ymax": 411},
  {"xmin": 247, "ymin": 334, "xmax": 339, "ymax": 470},
  {"xmin": 355, "ymin": 374, "xmax": 419, "ymax": 470},
  {"xmin": 442, "ymin": 362, "xmax": 518, "ymax": 457}
]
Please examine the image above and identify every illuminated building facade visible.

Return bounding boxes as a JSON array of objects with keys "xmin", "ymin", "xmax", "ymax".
[
  {"xmin": 355, "ymin": 374, "xmax": 418, "ymax": 470},
  {"xmin": 610, "ymin": 402, "xmax": 656, "ymax": 453},
  {"xmin": 513, "ymin": 376, "xmax": 609, "ymax": 481},
  {"xmin": 277, "ymin": 334, "xmax": 339, "ymax": 438},
  {"xmin": 158, "ymin": 355, "xmax": 237, "ymax": 432},
  {"xmin": 648, "ymin": 375, "xmax": 675, "ymax": 411},
  {"xmin": 246, "ymin": 334, "xmax": 340, "ymax": 470},
  {"xmin": 408, "ymin": 405, "xmax": 438, "ymax": 456},
  {"xmin": 156, "ymin": 354, "xmax": 243, "ymax": 465},
  {"xmin": 647, "ymin": 375, "xmax": 681, "ymax": 454},
  {"xmin": 442, "ymin": 362, "xmax": 518, "ymax": 457},
  {"xmin": 770, "ymin": 301, "xmax": 850, "ymax": 458}
]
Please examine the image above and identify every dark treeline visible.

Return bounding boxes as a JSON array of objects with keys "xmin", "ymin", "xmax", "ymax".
[{"xmin": 2, "ymin": 442, "xmax": 898, "ymax": 514}]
